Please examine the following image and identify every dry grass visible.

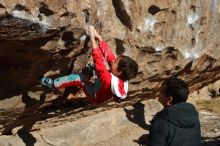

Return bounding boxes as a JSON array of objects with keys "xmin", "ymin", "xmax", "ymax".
[{"xmin": 196, "ymin": 96, "xmax": 220, "ymax": 113}]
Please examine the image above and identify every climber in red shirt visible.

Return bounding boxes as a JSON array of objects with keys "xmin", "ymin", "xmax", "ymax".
[{"xmin": 40, "ymin": 26, "xmax": 138, "ymax": 104}]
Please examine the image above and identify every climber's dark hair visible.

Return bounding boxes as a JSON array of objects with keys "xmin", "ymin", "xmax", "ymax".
[
  {"xmin": 117, "ymin": 55, "xmax": 138, "ymax": 81},
  {"xmin": 161, "ymin": 77, "xmax": 189, "ymax": 104}
]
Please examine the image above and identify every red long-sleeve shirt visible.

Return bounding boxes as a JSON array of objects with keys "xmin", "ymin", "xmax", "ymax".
[{"xmin": 92, "ymin": 40, "xmax": 128, "ymax": 103}]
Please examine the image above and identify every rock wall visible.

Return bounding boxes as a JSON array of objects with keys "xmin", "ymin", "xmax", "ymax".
[
  {"xmin": 0, "ymin": 0, "xmax": 219, "ymax": 98},
  {"xmin": 0, "ymin": 0, "xmax": 220, "ymax": 142}
]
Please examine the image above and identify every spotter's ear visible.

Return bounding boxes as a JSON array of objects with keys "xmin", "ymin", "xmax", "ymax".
[{"xmin": 167, "ymin": 96, "xmax": 173, "ymax": 106}]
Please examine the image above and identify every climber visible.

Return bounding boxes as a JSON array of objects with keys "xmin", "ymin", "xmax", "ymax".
[
  {"xmin": 40, "ymin": 26, "xmax": 138, "ymax": 104},
  {"xmin": 147, "ymin": 77, "xmax": 201, "ymax": 146}
]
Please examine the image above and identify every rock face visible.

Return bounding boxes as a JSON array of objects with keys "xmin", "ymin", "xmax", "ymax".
[
  {"xmin": 0, "ymin": 0, "xmax": 219, "ymax": 99},
  {"xmin": 0, "ymin": 100, "xmax": 162, "ymax": 146},
  {"xmin": 0, "ymin": 100, "xmax": 220, "ymax": 146},
  {"xmin": 0, "ymin": 0, "xmax": 220, "ymax": 145}
]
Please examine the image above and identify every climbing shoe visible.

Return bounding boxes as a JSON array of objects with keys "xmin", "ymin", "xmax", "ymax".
[{"xmin": 40, "ymin": 76, "xmax": 54, "ymax": 89}]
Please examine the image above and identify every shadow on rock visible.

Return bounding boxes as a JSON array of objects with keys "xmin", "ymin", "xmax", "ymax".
[
  {"xmin": 1, "ymin": 91, "xmax": 47, "ymax": 146},
  {"xmin": 202, "ymin": 136, "xmax": 220, "ymax": 146},
  {"xmin": 17, "ymin": 122, "xmax": 37, "ymax": 146},
  {"xmin": 1, "ymin": 89, "xmax": 89, "ymax": 135},
  {"xmin": 133, "ymin": 134, "xmax": 149, "ymax": 146},
  {"xmin": 124, "ymin": 102, "xmax": 150, "ymax": 145}
]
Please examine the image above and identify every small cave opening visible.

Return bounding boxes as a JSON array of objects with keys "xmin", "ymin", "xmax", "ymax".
[
  {"xmin": 164, "ymin": 46, "xmax": 175, "ymax": 53},
  {"xmin": 14, "ymin": 4, "xmax": 30, "ymax": 12},
  {"xmin": 112, "ymin": 0, "xmax": 133, "ymax": 30},
  {"xmin": 39, "ymin": 7, "xmax": 55, "ymax": 16},
  {"xmin": 115, "ymin": 38, "xmax": 125, "ymax": 55},
  {"xmin": 39, "ymin": 2, "xmax": 55, "ymax": 17},
  {"xmin": 140, "ymin": 46, "xmax": 156, "ymax": 54},
  {"xmin": 148, "ymin": 5, "xmax": 161, "ymax": 15},
  {"xmin": 191, "ymin": 38, "xmax": 196, "ymax": 47},
  {"xmin": 0, "ymin": 3, "xmax": 5, "ymax": 8},
  {"xmin": 62, "ymin": 31, "xmax": 78, "ymax": 48},
  {"xmin": 82, "ymin": 9, "xmax": 90, "ymax": 23}
]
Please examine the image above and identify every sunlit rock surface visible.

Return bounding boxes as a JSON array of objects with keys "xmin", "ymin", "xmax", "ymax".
[{"xmin": 0, "ymin": 0, "xmax": 219, "ymax": 145}]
